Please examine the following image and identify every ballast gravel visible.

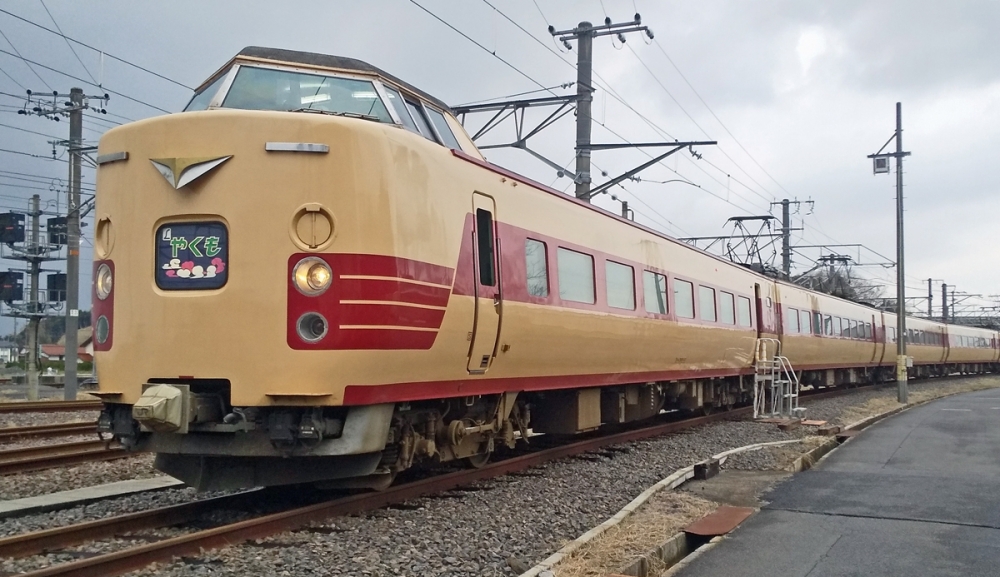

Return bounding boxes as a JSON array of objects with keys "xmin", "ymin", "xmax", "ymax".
[
  {"xmin": 0, "ymin": 376, "xmax": 994, "ymax": 577},
  {"xmin": 0, "ymin": 453, "xmax": 158, "ymax": 501}
]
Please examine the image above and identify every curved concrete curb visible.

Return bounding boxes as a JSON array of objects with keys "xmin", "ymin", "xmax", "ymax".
[
  {"xmin": 516, "ymin": 439, "xmax": 801, "ymax": 577},
  {"xmin": 521, "ymin": 385, "xmax": 1000, "ymax": 577}
]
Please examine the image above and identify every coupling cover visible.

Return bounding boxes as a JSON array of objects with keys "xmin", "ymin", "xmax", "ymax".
[{"xmin": 132, "ymin": 384, "xmax": 190, "ymax": 433}]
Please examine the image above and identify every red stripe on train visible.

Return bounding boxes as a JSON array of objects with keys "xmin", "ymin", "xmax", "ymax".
[{"xmin": 287, "ymin": 253, "xmax": 453, "ymax": 350}]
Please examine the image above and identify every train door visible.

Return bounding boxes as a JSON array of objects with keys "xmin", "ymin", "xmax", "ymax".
[
  {"xmin": 869, "ymin": 314, "xmax": 880, "ymax": 364},
  {"xmin": 467, "ymin": 192, "xmax": 502, "ymax": 374},
  {"xmin": 754, "ymin": 283, "xmax": 777, "ymax": 337}
]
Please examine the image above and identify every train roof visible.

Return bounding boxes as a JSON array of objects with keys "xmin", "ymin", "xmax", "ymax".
[{"xmin": 234, "ymin": 46, "xmax": 452, "ymax": 113}]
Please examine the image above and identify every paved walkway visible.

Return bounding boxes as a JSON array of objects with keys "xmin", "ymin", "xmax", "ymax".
[{"xmin": 677, "ymin": 388, "xmax": 1000, "ymax": 577}]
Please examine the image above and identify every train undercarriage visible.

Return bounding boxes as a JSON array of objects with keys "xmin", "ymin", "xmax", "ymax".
[{"xmin": 97, "ymin": 363, "xmax": 997, "ymax": 491}]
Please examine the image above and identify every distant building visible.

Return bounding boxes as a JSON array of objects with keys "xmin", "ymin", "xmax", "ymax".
[
  {"xmin": 42, "ymin": 327, "xmax": 94, "ymax": 364},
  {"xmin": 0, "ymin": 341, "xmax": 18, "ymax": 364}
]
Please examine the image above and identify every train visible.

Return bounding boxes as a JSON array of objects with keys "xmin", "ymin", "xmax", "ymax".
[{"xmin": 91, "ymin": 47, "xmax": 999, "ymax": 491}]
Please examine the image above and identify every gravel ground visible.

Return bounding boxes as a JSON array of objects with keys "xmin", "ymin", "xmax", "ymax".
[
  {"xmin": 0, "ymin": 375, "xmax": 994, "ymax": 577},
  {"xmin": 0, "ymin": 433, "xmax": 101, "ymax": 451},
  {"xmin": 0, "ymin": 453, "xmax": 158, "ymax": 501},
  {"xmin": 0, "ymin": 410, "xmax": 99, "ymax": 429}
]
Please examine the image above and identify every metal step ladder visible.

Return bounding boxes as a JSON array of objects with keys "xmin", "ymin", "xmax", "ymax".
[{"xmin": 753, "ymin": 338, "xmax": 803, "ymax": 419}]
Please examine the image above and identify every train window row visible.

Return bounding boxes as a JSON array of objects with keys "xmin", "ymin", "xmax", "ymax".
[
  {"xmin": 907, "ymin": 329, "xmax": 943, "ymax": 346},
  {"xmin": 955, "ymin": 335, "xmax": 991, "ymax": 348},
  {"xmin": 525, "ymin": 239, "xmax": 751, "ymax": 327},
  {"xmin": 784, "ymin": 308, "xmax": 873, "ymax": 340}
]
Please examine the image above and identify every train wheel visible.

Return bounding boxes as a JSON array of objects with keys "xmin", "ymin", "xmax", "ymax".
[{"xmin": 465, "ymin": 450, "xmax": 491, "ymax": 469}]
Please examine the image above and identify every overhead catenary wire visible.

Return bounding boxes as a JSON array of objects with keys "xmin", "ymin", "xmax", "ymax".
[
  {"xmin": 0, "ymin": 28, "xmax": 51, "ymax": 90},
  {"xmin": 38, "ymin": 0, "xmax": 97, "ymax": 85},
  {"xmin": 0, "ymin": 7, "xmax": 194, "ymax": 91},
  {"xmin": 0, "ymin": 47, "xmax": 171, "ymax": 113}
]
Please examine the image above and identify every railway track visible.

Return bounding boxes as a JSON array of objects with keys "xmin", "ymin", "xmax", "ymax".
[
  {"xmin": 0, "ymin": 400, "xmax": 103, "ymax": 414},
  {"xmin": 2, "ymin": 383, "xmax": 885, "ymax": 577},
  {"xmin": 0, "ymin": 422, "xmax": 98, "ymax": 442},
  {"xmin": 0, "ymin": 439, "xmax": 125, "ymax": 476}
]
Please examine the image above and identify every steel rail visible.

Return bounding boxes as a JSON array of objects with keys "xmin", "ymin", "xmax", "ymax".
[
  {"xmin": 0, "ymin": 440, "xmax": 126, "ymax": 476},
  {"xmin": 0, "ymin": 422, "xmax": 98, "ymax": 441},
  {"xmin": 0, "ymin": 400, "xmax": 103, "ymax": 413},
  {"xmin": 0, "ymin": 490, "xmax": 264, "ymax": 559},
  {"xmin": 12, "ymin": 382, "xmax": 893, "ymax": 577}
]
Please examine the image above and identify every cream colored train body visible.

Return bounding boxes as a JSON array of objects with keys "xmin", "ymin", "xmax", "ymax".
[{"xmin": 92, "ymin": 48, "xmax": 1000, "ymax": 490}]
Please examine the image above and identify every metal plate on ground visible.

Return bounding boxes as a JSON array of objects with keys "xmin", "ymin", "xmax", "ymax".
[{"xmin": 684, "ymin": 505, "xmax": 755, "ymax": 536}]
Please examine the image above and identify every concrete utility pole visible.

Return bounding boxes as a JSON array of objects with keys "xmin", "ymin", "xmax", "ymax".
[
  {"xmin": 550, "ymin": 16, "xmax": 654, "ymax": 201},
  {"xmin": 928, "ymin": 278, "xmax": 933, "ymax": 318},
  {"xmin": 63, "ymin": 88, "xmax": 83, "ymax": 401},
  {"xmin": 18, "ymin": 87, "xmax": 106, "ymax": 400},
  {"xmin": 942, "ymin": 283, "xmax": 949, "ymax": 322},
  {"xmin": 780, "ymin": 199, "xmax": 791, "ymax": 278},
  {"xmin": 868, "ymin": 102, "xmax": 911, "ymax": 404},
  {"xmin": 25, "ymin": 195, "xmax": 40, "ymax": 401}
]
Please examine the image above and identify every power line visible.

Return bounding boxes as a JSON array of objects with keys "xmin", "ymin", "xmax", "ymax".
[
  {"xmin": 0, "ymin": 120, "xmax": 60, "ymax": 139},
  {"xmin": 625, "ymin": 43, "xmax": 776, "ymax": 205},
  {"xmin": 408, "ymin": 0, "xmax": 550, "ymax": 92},
  {"xmin": 0, "ymin": 7, "xmax": 193, "ymax": 91},
  {"xmin": 651, "ymin": 39, "xmax": 795, "ymax": 199},
  {"xmin": 0, "ymin": 63, "xmax": 26, "ymax": 90},
  {"xmin": 0, "ymin": 47, "xmax": 170, "ymax": 113},
  {"xmin": 0, "ymin": 28, "xmax": 51, "ymax": 90},
  {"xmin": 38, "ymin": 0, "xmax": 96, "ymax": 85}
]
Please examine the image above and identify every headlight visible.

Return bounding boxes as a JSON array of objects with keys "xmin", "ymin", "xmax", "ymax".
[
  {"xmin": 292, "ymin": 257, "xmax": 332, "ymax": 296},
  {"xmin": 297, "ymin": 312, "xmax": 328, "ymax": 342},
  {"xmin": 96, "ymin": 263, "xmax": 113, "ymax": 300}
]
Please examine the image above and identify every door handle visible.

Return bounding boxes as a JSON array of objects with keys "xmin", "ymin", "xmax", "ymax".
[{"xmin": 493, "ymin": 295, "xmax": 501, "ymax": 308}]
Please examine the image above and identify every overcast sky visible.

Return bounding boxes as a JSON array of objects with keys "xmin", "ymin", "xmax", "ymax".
[{"xmin": 0, "ymin": 0, "xmax": 997, "ymax": 334}]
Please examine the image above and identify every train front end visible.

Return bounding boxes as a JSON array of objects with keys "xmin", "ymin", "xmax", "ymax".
[{"xmin": 91, "ymin": 48, "xmax": 477, "ymax": 490}]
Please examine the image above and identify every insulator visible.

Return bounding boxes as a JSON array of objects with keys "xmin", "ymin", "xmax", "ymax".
[
  {"xmin": 647, "ymin": 28, "xmax": 654, "ymax": 39},
  {"xmin": 618, "ymin": 33, "xmax": 626, "ymax": 44},
  {"xmin": 635, "ymin": 13, "xmax": 641, "ymax": 23},
  {"xmin": 547, "ymin": 25, "xmax": 555, "ymax": 35},
  {"xmin": 604, "ymin": 17, "xmax": 611, "ymax": 25}
]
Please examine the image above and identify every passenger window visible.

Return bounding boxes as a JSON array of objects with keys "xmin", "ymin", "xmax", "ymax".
[
  {"xmin": 824, "ymin": 315, "xmax": 833, "ymax": 336},
  {"xmin": 720, "ymin": 292, "xmax": 736, "ymax": 325},
  {"xmin": 525, "ymin": 238, "xmax": 548, "ymax": 297},
  {"xmin": 786, "ymin": 307, "xmax": 800, "ymax": 333},
  {"xmin": 813, "ymin": 312, "xmax": 823, "ymax": 335},
  {"xmin": 557, "ymin": 248, "xmax": 595, "ymax": 304},
  {"xmin": 737, "ymin": 296, "xmax": 752, "ymax": 327},
  {"xmin": 426, "ymin": 107, "xmax": 462, "ymax": 150},
  {"xmin": 850, "ymin": 320, "xmax": 858, "ymax": 339},
  {"xmin": 643, "ymin": 271, "xmax": 668, "ymax": 314},
  {"xmin": 382, "ymin": 86, "xmax": 417, "ymax": 132},
  {"xmin": 674, "ymin": 279, "xmax": 695, "ymax": 319},
  {"xmin": 834, "ymin": 317, "xmax": 843, "ymax": 337},
  {"xmin": 890, "ymin": 327, "xmax": 896, "ymax": 343},
  {"xmin": 800, "ymin": 310, "xmax": 811, "ymax": 334},
  {"xmin": 605, "ymin": 261, "xmax": 635, "ymax": 310},
  {"xmin": 475, "ymin": 209, "xmax": 495, "ymax": 286},
  {"xmin": 698, "ymin": 286, "xmax": 717, "ymax": 322},
  {"xmin": 406, "ymin": 100, "xmax": 436, "ymax": 140},
  {"xmin": 865, "ymin": 323, "xmax": 872, "ymax": 339}
]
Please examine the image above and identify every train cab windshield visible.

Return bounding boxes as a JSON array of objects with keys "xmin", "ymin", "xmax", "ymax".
[{"xmin": 184, "ymin": 65, "xmax": 393, "ymax": 123}]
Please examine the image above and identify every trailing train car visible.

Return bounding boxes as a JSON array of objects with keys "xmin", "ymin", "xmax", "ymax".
[{"xmin": 92, "ymin": 47, "xmax": 998, "ymax": 491}]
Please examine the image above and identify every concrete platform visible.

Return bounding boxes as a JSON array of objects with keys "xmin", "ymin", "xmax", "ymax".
[
  {"xmin": 0, "ymin": 476, "xmax": 185, "ymax": 518},
  {"xmin": 675, "ymin": 388, "xmax": 1000, "ymax": 577}
]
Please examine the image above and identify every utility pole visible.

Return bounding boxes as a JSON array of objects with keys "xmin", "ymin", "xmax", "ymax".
[
  {"xmin": 768, "ymin": 199, "xmax": 811, "ymax": 279},
  {"xmin": 18, "ymin": 88, "xmax": 106, "ymax": 400},
  {"xmin": 942, "ymin": 283, "xmax": 948, "ymax": 322},
  {"xmin": 868, "ymin": 102, "xmax": 911, "ymax": 404},
  {"xmin": 549, "ymin": 16, "xmax": 656, "ymax": 200},
  {"xmin": 927, "ymin": 278, "xmax": 933, "ymax": 318},
  {"xmin": 25, "ymin": 195, "xmax": 40, "ymax": 401},
  {"xmin": 64, "ymin": 89, "xmax": 83, "ymax": 401}
]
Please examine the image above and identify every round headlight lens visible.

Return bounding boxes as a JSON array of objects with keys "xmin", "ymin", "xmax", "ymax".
[
  {"xmin": 296, "ymin": 312, "xmax": 328, "ymax": 343},
  {"xmin": 293, "ymin": 257, "xmax": 332, "ymax": 296},
  {"xmin": 96, "ymin": 315, "xmax": 110, "ymax": 344},
  {"xmin": 96, "ymin": 263, "xmax": 113, "ymax": 300}
]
